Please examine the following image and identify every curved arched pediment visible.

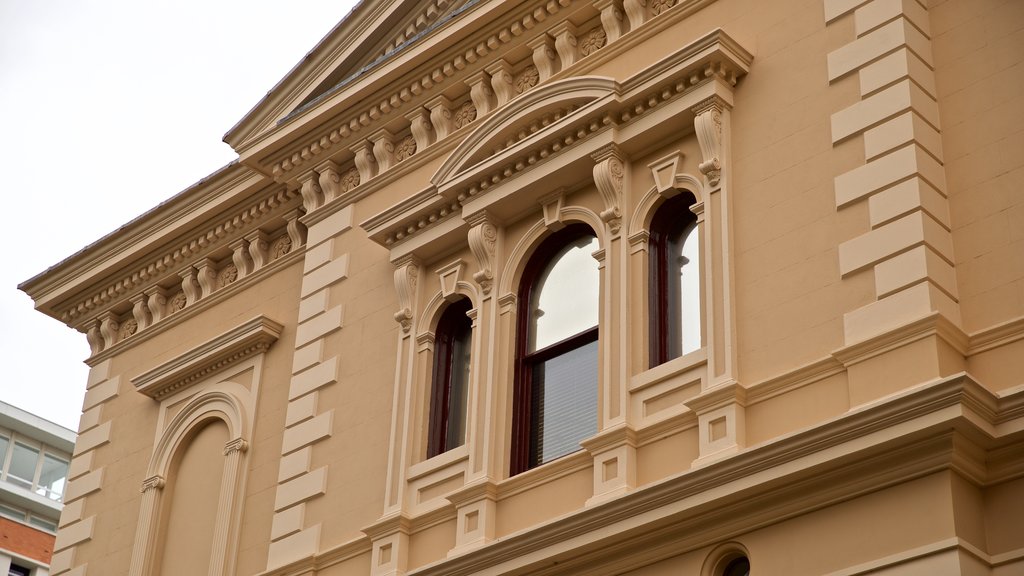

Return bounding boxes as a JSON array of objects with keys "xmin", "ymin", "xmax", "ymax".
[{"xmin": 432, "ymin": 76, "xmax": 618, "ymax": 186}]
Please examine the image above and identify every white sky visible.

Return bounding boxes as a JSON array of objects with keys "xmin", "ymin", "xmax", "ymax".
[{"xmin": 0, "ymin": 0, "xmax": 359, "ymax": 431}]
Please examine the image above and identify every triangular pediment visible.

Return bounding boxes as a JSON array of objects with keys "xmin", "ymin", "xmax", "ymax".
[{"xmin": 225, "ymin": 0, "xmax": 477, "ymax": 151}]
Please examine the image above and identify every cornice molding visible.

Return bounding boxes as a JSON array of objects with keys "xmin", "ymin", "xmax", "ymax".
[
  {"xmin": 360, "ymin": 29, "xmax": 750, "ymax": 252},
  {"xmin": 130, "ymin": 316, "xmax": 283, "ymax": 400},
  {"xmin": 407, "ymin": 374, "xmax": 1022, "ymax": 576}
]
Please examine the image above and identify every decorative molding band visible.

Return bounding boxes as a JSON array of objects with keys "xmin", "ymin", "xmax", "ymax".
[
  {"xmin": 60, "ymin": 187, "xmax": 301, "ymax": 326},
  {"xmin": 411, "ymin": 374, "xmax": 1023, "ymax": 576},
  {"xmin": 85, "ymin": 249, "xmax": 301, "ymax": 365},
  {"xmin": 131, "ymin": 316, "xmax": 283, "ymax": 399}
]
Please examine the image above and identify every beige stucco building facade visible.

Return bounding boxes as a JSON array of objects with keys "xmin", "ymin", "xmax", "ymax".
[{"xmin": 19, "ymin": 0, "xmax": 1024, "ymax": 574}]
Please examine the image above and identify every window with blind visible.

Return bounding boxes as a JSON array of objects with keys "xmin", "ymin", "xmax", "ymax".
[
  {"xmin": 427, "ymin": 297, "xmax": 474, "ymax": 458},
  {"xmin": 512, "ymin": 224, "xmax": 600, "ymax": 475},
  {"xmin": 649, "ymin": 192, "xmax": 701, "ymax": 367}
]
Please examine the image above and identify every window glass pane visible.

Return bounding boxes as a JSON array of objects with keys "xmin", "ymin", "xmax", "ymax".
[
  {"xmin": 6, "ymin": 443, "xmax": 39, "ymax": 490},
  {"xmin": 445, "ymin": 316, "xmax": 472, "ymax": 450},
  {"xmin": 9, "ymin": 564, "xmax": 31, "ymax": 576},
  {"xmin": 679, "ymin": 222, "xmax": 701, "ymax": 355},
  {"xmin": 0, "ymin": 435, "xmax": 9, "ymax": 473},
  {"xmin": 36, "ymin": 454, "xmax": 68, "ymax": 501},
  {"xmin": 29, "ymin": 515, "xmax": 58, "ymax": 532},
  {"xmin": 530, "ymin": 339, "xmax": 598, "ymax": 465},
  {"xmin": 0, "ymin": 503, "xmax": 27, "ymax": 522},
  {"xmin": 530, "ymin": 235, "xmax": 599, "ymax": 351}
]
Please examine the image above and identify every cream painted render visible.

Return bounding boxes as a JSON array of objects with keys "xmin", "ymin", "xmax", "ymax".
[{"xmin": 19, "ymin": 0, "xmax": 1024, "ymax": 575}]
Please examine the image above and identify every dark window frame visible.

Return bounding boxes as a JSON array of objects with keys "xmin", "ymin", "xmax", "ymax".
[
  {"xmin": 511, "ymin": 223, "xmax": 599, "ymax": 476},
  {"xmin": 427, "ymin": 297, "xmax": 474, "ymax": 458},
  {"xmin": 648, "ymin": 192, "xmax": 698, "ymax": 367}
]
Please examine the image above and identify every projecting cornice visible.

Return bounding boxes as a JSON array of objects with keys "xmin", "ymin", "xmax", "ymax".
[
  {"xmin": 131, "ymin": 316, "xmax": 283, "ymax": 400},
  {"xmin": 360, "ymin": 29, "xmax": 750, "ymax": 255}
]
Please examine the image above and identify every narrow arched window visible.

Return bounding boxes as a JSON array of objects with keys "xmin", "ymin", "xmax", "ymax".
[
  {"xmin": 512, "ymin": 224, "xmax": 600, "ymax": 475},
  {"xmin": 649, "ymin": 192, "xmax": 701, "ymax": 367},
  {"xmin": 428, "ymin": 297, "xmax": 473, "ymax": 458}
]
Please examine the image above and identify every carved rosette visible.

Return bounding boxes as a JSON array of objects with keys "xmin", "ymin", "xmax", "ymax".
[
  {"xmin": 169, "ymin": 291, "xmax": 187, "ymax": 314},
  {"xmin": 394, "ymin": 135, "xmax": 417, "ymax": 162},
  {"xmin": 217, "ymin": 265, "xmax": 239, "ymax": 288},
  {"xmin": 119, "ymin": 319, "xmax": 138, "ymax": 340},
  {"xmin": 592, "ymin": 145, "xmax": 626, "ymax": 234},
  {"xmin": 579, "ymin": 27, "xmax": 607, "ymax": 56},
  {"xmin": 270, "ymin": 235, "xmax": 292, "ymax": 260},
  {"xmin": 693, "ymin": 96, "xmax": 726, "ymax": 188},
  {"xmin": 454, "ymin": 102, "xmax": 477, "ymax": 129},
  {"xmin": 468, "ymin": 216, "xmax": 498, "ymax": 295},
  {"xmin": 650, "ymin": 0, "xmax": 675, "ymax": 15},
  {"xmin": 393, "ymin": 257, "xmax": 420, "ymax": 333},
  {"xmin": 515, "ymin": 66, "xmax": 540, "ymax": 94},
  {"xmin": 340, "ymin": 168, "xmax": 361, "ymax": 192}
]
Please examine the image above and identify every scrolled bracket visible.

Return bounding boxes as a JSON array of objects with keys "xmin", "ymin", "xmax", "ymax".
[
  {"xmin": 693, "ymin": 96, "xmax": 728, "ymax": 188},
  {"xmin": 467, "ymin": 214, "xmax": 499, "ymax": 295},
  {"xmin": 592, "ymin": 144, "xmax": 626, "ymax": 235},
  {"xmin": 393, "ymin": 256, "xmax": 421, "ymax": 334}
]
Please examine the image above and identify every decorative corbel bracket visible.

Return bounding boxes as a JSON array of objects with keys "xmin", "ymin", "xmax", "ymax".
[
  {"xmin": 592, "ymin": 144, "xmax": 626, "ymax": 234},
  {"xmin": 372, "ymin": 130, "xmax": 398, "ymax": 173},
  {"xmin": 316, "ymin": 160, "xmax": 344, "ymax": 204},
  {"xmin": 393, "ymin": 256, "xmax": 421, "ymax": 334},
  {"xmin": 467, "ymin": 213, "xmax": 498, "ymax": 295},
  {"xmin": 298, "ymin": 170, "xmax": 325, "ymax": 213},
  {"xmin": 693, "ymin": 96, "xmax": 728, "ymax": 188},
  {"xmin": 527, "ymin": 34, "xmax": 559, "ymax": 82},
  {"xmin": 352, "ymin": 140, "xmax": 380, "ymax": 183}
]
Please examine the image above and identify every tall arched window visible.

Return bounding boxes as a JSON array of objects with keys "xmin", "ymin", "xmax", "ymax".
[
  {"xmin": 428, "ymin": 297, "xmax": 473, "ymax": 458},
  {"xmin": 512, "ymin": 224, "xmax": 600, "ymax": 475},
  {"xmin": 649, "ymin": 192, "xmax": 701, "ymax": 367}
]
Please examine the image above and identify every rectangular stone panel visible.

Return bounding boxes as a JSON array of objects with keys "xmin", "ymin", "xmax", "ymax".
[
  {"xmin": 270, "ymin": 504, "xmax": 305, "ymax": 541},
  {"xmin": 278, "ymin": 446, "xmax": 312, "ymax": 483},
  {"xmin": 285, "ymin": 393, "xmax": 318, "ymax": 427},
  {"xmin": 82, "ymin": 377, "xmax": 118, "ymax": 411},
  {"xmin": 854, "ymin": 0, "xmax": 930, "ymax": 38},
  {"xmin": 54, "ymin": 515, "xmax": 94, "ymax": 552},
  {"xmin": 874, "ymin": 245, "xmax": 958, "ymax": 299},
  {"xmin": 828, "ymin": 18, "xmax": 930, "ymax": 81},
  {"xmin": 266, "ymin": 524, "xmax": 322, "ymax": 570},
  {"xmin": 843, "ymin": 281, "xmax": 960, "ymax": 344},
  {"xmin": 298, "ymin": 289, "xmax": 329, "ymax": 323},
  {"xmin": 49, "ymin": 548, "xmax": 75, "ymax": 574},
  {"xmin": 74, "ymin": 421, "xmax": 111, "ymax": 456},
  {"xmin": 307, "ymin": 204, "xmax": 353, "ymax": 246},
  {"xmin": 824, "ymin": 0, "xmax": 871, "ymax": 22},
  {"xmin": 59, "ymin": 499, "xmax": 85, "ymax": 528},
  {"xmin": 85, "ymin": 360, "xmax": 110, "ymax": 389},
  {"xmin": 864, "ymin": 111, "xmax": 943, "ymax": 162},
  {"xmin": 300, "ymin": 254, "xmax": 350, "ymax": 297},
  {"xmin": 281, "ymin": 410, "xmax": 333, "ymax": 455},
  {"xmin": 63, "ymin": 468, "xmax": 103, "ymax": 503},
  {"xmin": 77, "ymin": 405, "xmax": 102, "ymax": 434},
  {"xmin": 868, "ymin": 177, "xmax": 950, "ymax": 229},
  {"xmin": 831, "ymin": 79, "xmax": 938, "ymax": 143},
  {"xmin": 274, "ymin": 466, "xmax": 327, "ymax": 511},
  {"xmin": 303, "ymin": 240, "xmax": 334, "ymax": 274},
  {"xmin": 292, "ymin": 340, "xmax": 323, "ymax": 375},
  {"xmin": 68, "ymin": 452, "xmax": 93, "ymax": 481},
  {"xmin": 859, "ymin": 48, "xmax": 936, "ymax": 98},
  {"xmin": 835, "ymin": 144, "xmax": 946, "ymax": 207},
  {"xmin": 839, "ymin": 210, "xmax": 952, "ymax": 276},
  {"xmin": 295, "ymin": 305, "xmax": 344, "ymax": 348},
  {"xmin": 288, "ymin": 356, "xmax": 338, "ymax": 400}
]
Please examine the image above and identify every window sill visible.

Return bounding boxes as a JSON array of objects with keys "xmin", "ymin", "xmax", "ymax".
[
  {"xmin": 408, "ymin": 444, "xmax": 469, "ymax": 482},
  {"xmin": 630, "ymin": 348, "xmax": 707, "ymax": 394},
  {"xmin": 498, "ymin": 449, "xmax": 591, "ymax": 499}
]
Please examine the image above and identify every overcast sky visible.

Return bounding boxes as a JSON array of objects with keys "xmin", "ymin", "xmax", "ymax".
[{"xmin": 0, "ymin": 0, "xmax": 358, "ymax": 431}]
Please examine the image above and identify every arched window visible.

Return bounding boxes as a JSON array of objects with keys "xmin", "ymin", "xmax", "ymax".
[
  {"xmin": 721, "ymin": 556, "xmax": 750, "ymax": 576},
  {"xmin": 512, "ymin": 224, "xmax": 600, "ymax": 475},
  {"xmin": 649, "ymin": 192, "xmax": 700, "ymax": 367},
  {"xmin": 428, "ymin": 297, "xmax": 473, "ymax": 458}
]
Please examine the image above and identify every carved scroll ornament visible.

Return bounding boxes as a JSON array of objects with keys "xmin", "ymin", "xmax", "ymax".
[
  {"xmin": 393, "ymin": 257, "xmax": 420, "ymax": 333},
  {"xmin": 468, "ymin": 216, "xmax": 498, "ymax": 294},
  {"xmin": 592, "ymin": 145, "xmax": 626, "ymax": 234},
  {"xmin": 693, "ymin": 97, "xmax": 726, "ymax": 188}
]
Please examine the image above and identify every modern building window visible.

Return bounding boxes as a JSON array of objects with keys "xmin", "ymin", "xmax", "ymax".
[
  {"xmin": 427, "ymin": 297, "xmax": 474, "ymax": 458},
  {"xmin": 512, "ymin": 224, "xmax": 600, "ymax": 475},
  {"xmin": 0, "ymin": 432, "xmax": 70, "ymax": 502},
  {"xmin": 649, "ymin": 192, "xmax": 701, "ymax": 367},
  {"xmin": 8, "ymin": 564, "xmax": 31, "ymax": 576},
  {"xmin": 721, "ymin": 556, "xmax": 750, "ymax": 576},
  {"xmin": 6, "ymin": 442, "xmax": 39, "ymax": 490}
]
